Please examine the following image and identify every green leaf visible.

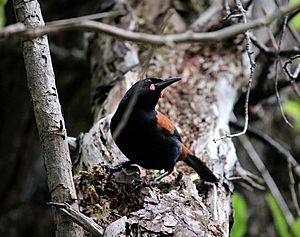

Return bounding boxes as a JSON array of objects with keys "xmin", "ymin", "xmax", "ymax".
[
  {"xmin": 230, "ymin": 192, "xmax": 247, "ymax": 237},
  {"xmin": 0, "ymin": 0, "xmax": 7, "ymax": 27},
  {"xmin": 291, "ymin": 218, "xmax": 300, "ymax": 237},
  {"xmin": 283, "ymin": 100, "xmax": 300, "ymax": 132},
  {"xmin": 290, "ymin": 0, "xmax": 300, "ymax": 30},
  {"xmin": 266, "ymin": 194, "xmax": 292, "ymax": 237}
]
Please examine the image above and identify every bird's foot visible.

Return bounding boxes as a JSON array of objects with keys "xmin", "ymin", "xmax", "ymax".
[
  {"xmin": 110, "ymin": 161, "xmax": 132, "ymax": 173},
  {"xmin": 131, "ymin": 179, "xmax": 147, "ymax": 191},
  {"xmin": 148, "ymin": 179, "xmax": 157, "ymax": 186}
]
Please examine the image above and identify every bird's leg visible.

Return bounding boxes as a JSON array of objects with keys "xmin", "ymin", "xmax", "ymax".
[
  {"xmin": 110, "ymin": 160, "xmax": 133, "ymax": 173},
  {"xmin": 110, "ymin": 161, "xmax": 143, "ymax": 189},
  {"xmin": 149, "ymin": 169, "xmax": 173, "ymax": 186}
]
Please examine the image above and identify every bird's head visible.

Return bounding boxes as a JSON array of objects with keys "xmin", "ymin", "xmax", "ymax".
[{"xmin": 126, "ymin": 77, "xmax": 181, "ymax": 109}]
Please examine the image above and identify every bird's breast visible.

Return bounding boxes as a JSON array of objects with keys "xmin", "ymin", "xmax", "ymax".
[{"xmin": 112, "ymin": 112, "xmax": 180, "ymax": 170}]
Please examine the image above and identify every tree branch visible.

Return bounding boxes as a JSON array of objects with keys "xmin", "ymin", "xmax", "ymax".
[
  {"xmin": 49, "ymin": 202, "xmax": 104, "ymax": 237},
  {"xmin": 238, "ymin": 135, "xmax": 295, "ymax": 225},
  {"xmin": 229, "ymin": 121, "xmax": 300, "ymax": 177},
  {"xmin": 250, "ymin": 34, "xmax": 300, "ymax": 57},
  {"xmin": 214, "ymin": 0, "xmax": 255, "ymax": 142},
  {"xmin": 1, "ymin": 3, "xmax": 300, "ymax": 45},
  {"xmin": 13, "ymin": 0, "xmax": 83, "ymax": 236}
]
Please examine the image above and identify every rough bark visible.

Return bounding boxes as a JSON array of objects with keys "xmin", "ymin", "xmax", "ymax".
[
  {"xmin": 13, "ymin": 0, "xmax": 83, "ymax": 236},
  {"xmin": 73, "ymin": 1, "xmax": 249, "ymax": 236}
]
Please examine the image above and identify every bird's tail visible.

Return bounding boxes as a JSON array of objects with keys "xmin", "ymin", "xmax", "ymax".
[{"xmin": 184, "ymin": 155, "xmax": 218, "ymax": 183}]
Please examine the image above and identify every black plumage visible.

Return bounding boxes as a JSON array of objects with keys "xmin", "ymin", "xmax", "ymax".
[{"xmin": 110, "ymin": 77, "xmax": 218, "ymax": 184}]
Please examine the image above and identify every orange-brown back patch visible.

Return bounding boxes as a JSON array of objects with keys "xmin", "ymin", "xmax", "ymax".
[
  {"xmin": 156, "ymin": 111, "xmax": 176, "ymax": 134},
  {"xmin": 179, "ymin": 143, "xmax": 193, "ymax": 160}
]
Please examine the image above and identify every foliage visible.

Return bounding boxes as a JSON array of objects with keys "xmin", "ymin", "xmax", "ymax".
[
  {"xmin": 292, "ymin": 219, "xmax": 300, "ymax": 237},
  {"xmin": 284, "ymin": 99, "xmax": 300, "ymax": 132},
  {"xmin": 266, "ymin": 194, "xmax": 292, "ymax": 237},
  {"xmin": 230, "ymin": 192, "xmax": 247, "ymax": 237},
  {"xmin": 0, "ymin": 0, "xmax": 7, "ymax": 27},
  {"xmin": 290, "ymin": 0, "xmax": 300, "ymax": 29},
  {"xmin": 266, "ymin": 193, "xmax": 300, "ymax": 237}
]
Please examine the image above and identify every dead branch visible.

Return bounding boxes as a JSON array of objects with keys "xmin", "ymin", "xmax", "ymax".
[
  {"xmin": 49, "ymin": 202, "xmax": 104, "ymax": 237},
  {"xmin": 250, "ymin": 35, "xmax": 300, "ymax": 57},
  {"xmin": 214, "ymin": 0, "xmax": 255, "ymax": 142},
  {"xmin": 229, "ymin": 121, "xmax": 300, "ymax": 177},
  {"xmin": 0, "ymin": 3, "xmax": 299, "ymax": 45},
  {"xmin": 283, "ymin": 55, "xmax": 300, "ymax": 81},
  {"xmin": 238, "ymin": 135, "xmax": 294, "ymax": 225}
]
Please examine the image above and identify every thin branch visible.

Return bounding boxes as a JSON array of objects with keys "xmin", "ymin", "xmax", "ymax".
[
  {"xmin": 250, "ymin": 76, "xmax": 300, "ymax": 105},
  {"xmin": 283, "ymin": 54, "xmax": 300, "ymax": 81},
  {"xmin": 274, "ymin": 0, "xmax": 300, "ymax": 45},
  {"xmin": 48, "ymin": 202, "xmax": 104, "ymax": 237},
  {"xmin": 50, "ymin": 43, "xmax": 86, "ymax": 62},
  {"xmin": 250, "ymin": 34, "xmax": 300, "ymax": 57},
  {"xmin": 244, "ymin": 0, "xmax": 255, "ymax": 11},
  {"xmin": 238, "ymin": 135, "xmax": 294, "ymax": 225},
  {"xmin": 268, "ymin": 16, "xmax": 294, "ymax": 128},
  {"xmin": 1, "ymin": 3, "xmax": 300, "ymax": 45},
  {"xmin": 223, "ymin": 0, "xmax": 231, "ymax": 16},
  {"xmin": 288, "ymin": 162, "xmax": 300, "ymax": 216},
  {"xmin": 139, "ymin": 9, "xmax": 174, "ymax": 79},
  {"xmin": 230, "ymin": 121, "xmax": 300, "ymax": 177},
  {"xmin": 270, "ymin": 2, "xmax": 300, "ymax": 97},
  {"xmin": 191, "ymin": 0, "xmax": 223, "ymax": 31},
  {"xmin": 214, "ymin": 0, "xmax": 255, "ymax": 142},
  {"xmin": 232, "ymin": 163, "xmax": 265, "ymax": 190},
  {"xmin": 47, "ymin": 10, "xmax": 128, "ymax": 25}
]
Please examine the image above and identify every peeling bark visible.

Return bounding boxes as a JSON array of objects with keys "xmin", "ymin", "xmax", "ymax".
[{"xmin": 13, "ymin": 0, "xmax": 83, "ymax": 236}]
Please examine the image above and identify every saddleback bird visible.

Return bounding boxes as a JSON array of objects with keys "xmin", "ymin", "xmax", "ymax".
[{"xmin": 110, "ymin": 77, "xmax": 218, "ymax": 185}]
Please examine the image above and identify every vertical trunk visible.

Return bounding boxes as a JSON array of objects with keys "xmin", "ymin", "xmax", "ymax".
[{"xmin": 13, "ymin": 0, "xmax": 83, "ymax": 236}]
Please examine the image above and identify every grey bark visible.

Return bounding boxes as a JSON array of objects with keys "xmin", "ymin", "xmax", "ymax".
[{"xmin": 13, "ymin": 0, "xmax": 83, "ymax": 236}]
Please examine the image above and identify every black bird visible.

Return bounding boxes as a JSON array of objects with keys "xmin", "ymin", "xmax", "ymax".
[{"xmin": 110, "ymin": 77, "xmax": 218, "ymax": 185}]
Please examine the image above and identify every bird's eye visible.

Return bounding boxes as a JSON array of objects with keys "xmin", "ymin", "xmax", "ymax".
[{"xmin": 149, "ymin": 84, "xmax": 155, "ymax": 91}]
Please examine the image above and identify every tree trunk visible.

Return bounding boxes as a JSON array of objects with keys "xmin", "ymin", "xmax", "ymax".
[
  {"xmin": 13, "ymin": 0, "xmax": 83, "ymax": 236},
  {"xmin": 74, "ymin": 1, "xmax": 250, "ymax": 236}
]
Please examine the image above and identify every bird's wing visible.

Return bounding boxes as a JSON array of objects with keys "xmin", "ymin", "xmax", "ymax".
[{"xmin": 156, "ymin": 111, "xmax": 181, "ymax": 141}]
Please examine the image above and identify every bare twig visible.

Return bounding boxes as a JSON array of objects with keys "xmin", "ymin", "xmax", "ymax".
[
  {"xmin": 232, "ymin": 163, "xmax": 265, "ymax": 190},
  {"xmin": 214, "ymin": 0, "xmax": 255, "ymax": 142},
  {"xmin": 268, "ymin": 16, "xmax": 294, "ymax": 128},
  {"xmin": 1, "ymin": 3, "xmax": 300, "ymax": 45},
  {"xmin": 270, "ymin": 1, "xmax": 300, "ymax": 98},
  {"xmin": 139, "ymin": 9, "xmax": 174, "ymax": 79},
  {"xmin": 250, "ymin": 34, "xmax": 300, "ymax": 57},
  {"xmin": 48, "ymin": 202, "xmax": 104, "ymax": 237},
  {"xmin": 191, "ymin": 0, "xmax": 223, "ymax": 31},
  {"xmin": 288, "ymin": 163, "xmax": 300, "ymax": 216},
  {"xmin": 273, "ymin": 0, "xmax": 300, "ymax": 45},
  {"xmin": 68, "ymin": 136, "xmax": 77, "ymax": 151},
  {"xmin": 238, "ymin": 136, "xmax": 294, "ymax": 225},
  {"xmin": 50, "ymin": 43, "xmax": 86, "ymax": 62},
  {"xmin": 47, "ymin": 10, "xmax": 128, "ymax": 25},
  {"xmin": 223, "ymin": 0, "xmax": 231, "ymax": 16},
  {"xmin": 249, "ymin": 67, "xmax": 300, "ymax": 105},
  {"xmin": 229, "ymin": 121, "xmax": 300, "ymax": 177},
  {"xmin": 283, "ymin": 55, "xmax": 300, "ymax": 81},
  {"xmin": 244, "ymin": 0, "xmax": 255, "ymax": 11}
]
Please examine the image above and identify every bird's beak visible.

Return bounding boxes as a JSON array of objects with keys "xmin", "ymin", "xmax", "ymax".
[{"xmin": 155, "ymin": 77, "xmax": 181, "ymax": 91}]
